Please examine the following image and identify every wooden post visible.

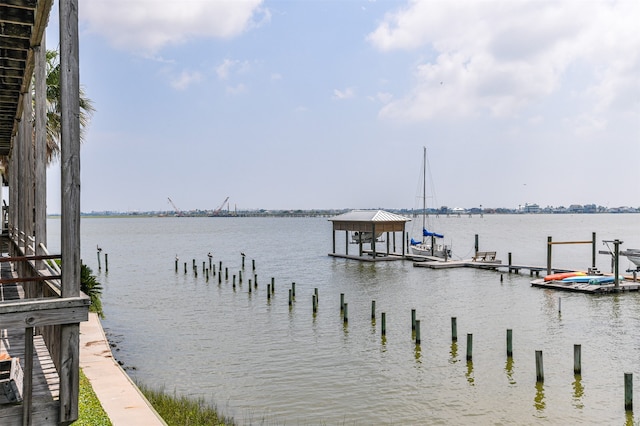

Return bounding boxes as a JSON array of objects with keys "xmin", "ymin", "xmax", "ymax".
[
  {"xmin": 625, "ymin": 373, "xmax": 633, "ymax": 411},
  {"xmin": 411, "ymin": 309, "xmax": 416, "ymax": 331},
  {"xmin": 507, "ymin": 329, "xmax": 513, "ymax": 357},
  {"xmin": 415, "ymin": 320, "xmax": 421, "ymax": 345},
  {"xmin": 451, "ymin": 317, "xmax": 457, "ymax": 342},
  {"xmin": 614, "ymin": 239, "xmax": 621, "ymax": 289},
  {"xmin": 233, "ymin": 275, "xmax": 236, "ymax": 288},
  {"xmin": 292, "ymin": 282, "xmax": 295, "ymax": 298},
  {"xmin": 34, "ymin": 38, "xmax": 48, "ymax": 270},
  {"xmin": 591, "ymin": 232, "xmax": 597, "ymax": 269},
  {"xmin": 184, "ymin": 262, "xmax": 187, "ymax": 274},
  {"xmin": 312, "ymin": 294, "xmax": 317, "ymax": 313},
  {"xmin": 98, "ymin": 250, "xmax": 102, "ymax": 271},
  {"xmin": 371, "ymin": 300, "xmax": 376, "ymax": 320},
  {"xmin": 241, "ymin": 255, "xmax": 245, "ymax": 269},
  {"xmin": 271, "ymin": 277, "xmax": 275, "ymax": 292},
  {"xmin": 559, "ymin": 297, "xmax": 562, "ymax": 313},
  {"xmin": 239, "ymin": 270, "xmax": 242, "ymax": 284},
  {"xmin": 535, "ymin": 350, "xmax": 544, "ymax": 382},
  {"xmin": 381, "ymin": 312, "xmax": 386, "ymax": 336},
  {"xmin": 574, "ymin": 344, "xmax": 581, "ymax": 375},
  {"xmin": 225, "ymin": 267, "xmax": 228, "ymax": 280},
  {"xmin": 547, "ymin": 236, "xmax": 553, "ymax": 275},
  {"xmin": 474, "ymin": 234, "xmax": 479, "ymax": 256},
  {"xmin": 508, "ymin": 252, "xmax": 512, "ymax": 272},
  {"xmin": 202, "ymin": 262, "xmax": 205, "ymax": 273},
  {"xmin": 340, "ymin": 293, "xmax": 344, "ymax": 311},
  {"xmin": 206, "ymin": 269, "xmax": 209, "ymax": 281},
  {"xmin": 254, "ymin": 274, "xmax": 258, "ymax": 286},
  {"xmin": 343, "ymin": 303, "xmax": 348, "ymax": 324},
  {"xmin": 314, "ymin": 288, "xmax": 318, "ymax": 303},
  {"xmin": 252, "ymin": 259, "xmax": 255, "ymax": 270},
  {"xmin": 267, "ymin": 284, "xmax": 271, "ymax": 300},
  {"xmin": 23, "ymin": 327, "xmax": 34, "ymax": 424},
  {"xmin": 466, "ymin": 334, "xmax": 473, "ymax": 361},
  {"xmin": 248, "ymin": 279, "xmax": 252, "ymax": 293},
  {"xmin": 59, "ymin": 1, "xmax": 82, "ymax": 420},
  {"xmin": 288, "ymin": 289, "xmax": 292, "ymax": 306},
  {"xmin": 105, "ymin": 253, "xmax": 108, "ymax": 272}
]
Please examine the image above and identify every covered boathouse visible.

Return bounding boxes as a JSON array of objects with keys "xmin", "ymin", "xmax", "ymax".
[
  {"xmin": 0, "ymin": 1, "xmax": 89, "ymax": 425},
  {"xmin": 329, "ymin": 210, "xmax": 411, "ymax": 261}
]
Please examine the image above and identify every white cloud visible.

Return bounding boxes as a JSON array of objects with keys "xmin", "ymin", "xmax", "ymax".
[
  {"xmin": 226, "ymin": 84, "xmax": 247, "ymax": 95},
  {"xmin": 333, "ymin": 87, "xmax": 355, "ymax": 100},
  {"xmin": 170, "ymin": 70, "xmax": 203, "ymax": 90},
  {"xmin": 82, "ymin": 0, "xmax": 269, "ymax": 54},
  {"xmin": 216, "ymin": 59, "xmax": 251, "ymax": 80},
  {"xmin": 368, "ymin": 1, "xmax": 640, "ymax": 125}
]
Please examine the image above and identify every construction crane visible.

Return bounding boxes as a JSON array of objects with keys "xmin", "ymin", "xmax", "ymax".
[
  {"xmin": 213, "ymin": 196, "xmax": 229, "ymax": 215},
  {"xmin": 167, "ymin": 197, "xmax": 182, "ymax": 216}
]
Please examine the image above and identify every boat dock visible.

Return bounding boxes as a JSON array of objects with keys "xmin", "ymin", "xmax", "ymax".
[{"xmin": 530, "ymin": 278, "xmax": 640, "ymax": 293}]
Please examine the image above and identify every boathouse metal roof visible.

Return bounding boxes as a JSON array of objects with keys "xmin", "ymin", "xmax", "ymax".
[
  {"xmin": 0, "ymin": 0, "xmax": 52, "ymax": 155},
  {"xmin": 329, "ymin": 209, "xmax": 410, "ymax": 232}
]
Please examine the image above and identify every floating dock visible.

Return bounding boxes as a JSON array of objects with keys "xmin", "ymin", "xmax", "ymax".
[{"xmin": 531, "ymin": 278, "xmax": 640, "ymax": 293}]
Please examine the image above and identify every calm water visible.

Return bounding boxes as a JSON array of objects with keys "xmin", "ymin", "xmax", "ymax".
[{"xmin": 48, "ymin": 214, "xmax": 640, "ymax": 425}]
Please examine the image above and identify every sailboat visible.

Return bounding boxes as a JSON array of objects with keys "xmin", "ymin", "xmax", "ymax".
[{"xmin": 410, "ymin": 147, "xmax": 451, "ymax": 259}]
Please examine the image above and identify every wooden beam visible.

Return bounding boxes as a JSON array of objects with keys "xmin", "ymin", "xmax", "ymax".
[
  {"xmin": 0, "ymin": 275, "xmax": 61, "ymax": 284},
  {"xmin": 0, "ymin": 304, "xmax": 87, "ymax": 329}
]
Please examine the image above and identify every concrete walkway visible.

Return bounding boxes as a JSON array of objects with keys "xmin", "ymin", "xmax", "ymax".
[{"xmin": 80, "ymin": 313, "xmax": 166, "ymax": 425}]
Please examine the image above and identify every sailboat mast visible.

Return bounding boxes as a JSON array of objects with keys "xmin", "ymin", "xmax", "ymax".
[{"xmin": 422, "ymin": 146, "xmax": 426, "ymax": 234}]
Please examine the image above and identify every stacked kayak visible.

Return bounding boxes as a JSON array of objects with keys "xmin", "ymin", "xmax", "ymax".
[
  {"xmin": 544, "ymin": 272, "xmax": 586, "ymax": 282},
  {"xmin": 561, "ymin": 275, "xmax": 624, "ymax": 285}
]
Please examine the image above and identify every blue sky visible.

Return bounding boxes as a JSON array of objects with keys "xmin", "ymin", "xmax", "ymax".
[{"xmin": 45, "ymin": 0, "xmax": 639, "ymax": 213}]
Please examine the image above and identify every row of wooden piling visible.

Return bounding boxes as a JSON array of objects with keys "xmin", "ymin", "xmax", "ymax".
[{"xmin": 173, "ymin": 253, "xmax": 634, "ymax": 412}]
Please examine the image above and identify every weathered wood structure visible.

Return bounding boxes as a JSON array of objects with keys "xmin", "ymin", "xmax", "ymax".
[
  {"xmin": 0, "ymin": 0, "xmax": 89, "ymax": 424},
  {"xmin": 329, "ymin": 210, "xmax": 410, "ymax": 260}
]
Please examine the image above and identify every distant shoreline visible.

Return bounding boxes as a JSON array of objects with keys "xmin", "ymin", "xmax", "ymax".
[{"xmin": 46, "ymin": 208, "xmax": 640, "ymax": 219}]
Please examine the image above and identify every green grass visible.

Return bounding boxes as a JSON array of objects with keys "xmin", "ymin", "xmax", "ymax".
[
  {"xmin": 139, "ymin": 384, "xmax": 235, "ymax": 426},
  {"xmin": 77, "ymin": 368, "xmax": 112, "ymax": 426}
]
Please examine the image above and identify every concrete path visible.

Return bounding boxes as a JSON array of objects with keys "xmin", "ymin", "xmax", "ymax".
[{"xmin": 80, "ymin": 313, "xmax": 166, "ymax": 425}]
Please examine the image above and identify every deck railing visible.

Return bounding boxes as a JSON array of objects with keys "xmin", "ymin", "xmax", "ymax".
[{"xmin": 0, "ymin": 227, "xmax": 89, "ymax": 424}]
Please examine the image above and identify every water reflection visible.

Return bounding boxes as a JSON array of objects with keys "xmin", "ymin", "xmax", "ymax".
[
  {"xmin": 625, "ymin": 410, "xmax": 635, "ymax": 426},
  {"xmin": 465, "ymin": 361, "xmax": 474, "ymax": 385},
  {"xmin": 414, "ymin": 344, "xmax": 422, "ymax": 364},
  {"xmin": 534, "ymin": 381, "xmax": 546, "ymax": 411},
  {"xmin": 572, "ymin": 374, "xmax": 584, "ymax": 409},
  {"xmin": 449, "ymin": 342, "xmax": 458, "ymax": 364},
  {"xmin": 505, "ymin": 357, "xmax": 516, "ymax": 385}
]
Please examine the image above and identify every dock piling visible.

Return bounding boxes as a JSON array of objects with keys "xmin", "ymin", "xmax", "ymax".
[
  {"xmin": 411, "ymin": 309, "xmax": 416, "ymax": 331},
  {"xmin": 625, "ymin": 373, "xmax": 633, "ymax": 411},
  {"xmin": 574, "ymin": 344, "xmax": 581, "ymax": 375},
  {"xmin": 507, "ymin": 329, "xmax": 513, "ymax": 357},
  {"xmin": 415, "ymin": 320, "xmax": 421, "ymax": 345},
  {"xmin": 343, "ymin": 303, "xmax": 348, "ymax": 324},
  {"xmin": 340, "ymin": 293, "xmax": 344, "ymax": 311},
  {"xmin": 371, "ymin": 300, "xmax": 376, "ymax": 320},
  {"xmin": 466, "ymin": 334, "xmax": 473, "ymax": 361},
  {"xmin": 451, "ymin": 317, "xmax": 457, "ymax": 342},
  {"xmin": 381, "ymin": 312, "xmax": 386, "ymax": 336},
  {"xmin": 536, "ymin": 350, "xmax": 544, "ymax": 383}
]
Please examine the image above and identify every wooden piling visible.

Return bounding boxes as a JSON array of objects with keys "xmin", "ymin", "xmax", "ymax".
[
  {"xmin": 271, "ymin": 277, "xmax": 275, "ymax": 292},
  {"xmin": 559, "ymin": 297, "xmax": 561, "ymax": 313},
  {"xmin": 254, "ymin": 274, "xmax": 258, "ymax": 287},
  {"xmin": 415, "ymin": 320, "xmax": 421, "ymax": 345},
  {"xmin": 233, "ymin": 275, "xmax": 236, "ymax": 287},
  {"xmin": 248, "ymin": 280, "xmax": 252, "ymax": 293},
  {"xmin": 105, "ymin": 253, "xmax": 108, "ymax": 272},
  {"xmin": 202, "ymin": 262, "xmax": 205, "ymax": 273},
  {"xmin": 535, "ymin": 350, "xmax": 544, "ymax": 382},
  {"xmin": 381, "ymin": 312, "xmax": 386, "ymax": 336},
  {"xmin": 574, "ymin": 344, "xmax": 581, "ymax": 375},
  {"xmin": 340, "ymin": 293, "xmax": 344, "ymax": 311},
  {"xmin": 343, "ymin": 303, "xmax": 348, "ymax": 324},
  {"xmin": 252, "ymin": 259, "xmax": 255, "ymax": 270},
  {"xmin": 288, "ymin": 289, "xmax": 292, "ymax": 306},
  {"xmin": 625, "ymin": 373, "xmax": 633, "ymax": 411},
  {"xmin": 292, "ymin": 282, "xmax": 296, "ymax": 298},
  {"xmin": 507, "ymin": 329, "xmax": 513, "ymax": 357},
  {"xmin": 466, "ymin": 334, "xmax": 473, "ymax": 361},
  {"xmin": 184, "ymin": 262, "xmax": 187, "ymax": 274},
  {"xmin": 225, "ymin": 267, "xmax": 228, "ymax": 280},
  {"xmin": 239, "ymin": 270, "xmax": 243, "ymax": 284},
  {"xmin": 312, "ymin": 294, "xmax": 317, "ymax": 313},
  {"xmin": 371, "ymin": 300, "xmax": 376, "ymax": 320},
  {"xmin": 174, "ymin": 257, "xmax": 176, "ymax": 273},
  {"xmin": 206, "ymin": 270, "xmax": 209, "ymax": 281},
  {"xmin": 451, "ymin": 317, "xmax": 457, "ymax": 342},
  {"xmin": 242, "ymin": 255, "xmax": 245, "ymax": 269},
  {"xmin": 411, "ymin": 309, "xmax": 416, "ymax": 331},
  {"xmin": 314, "ymin": 288, "xmax": 318, "ymax": 302},
  {"xmin": 267, "ymin": 284, "xmax": 271, "ymax": 300}
]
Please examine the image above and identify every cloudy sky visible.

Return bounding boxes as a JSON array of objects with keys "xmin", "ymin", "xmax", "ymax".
[{"xmin": 45, "ymin": 0, "xmax": 639, "ymax": 213}]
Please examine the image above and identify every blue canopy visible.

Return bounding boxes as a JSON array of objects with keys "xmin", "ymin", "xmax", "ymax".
[{"xmin": 423, "ymin": 228, "xmax": 444, "ymax": 238}]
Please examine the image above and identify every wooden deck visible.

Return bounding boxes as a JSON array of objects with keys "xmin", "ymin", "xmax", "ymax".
[{"xmin": 1, "ymin": 268, "xmax": 60, "ymax": 424}]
